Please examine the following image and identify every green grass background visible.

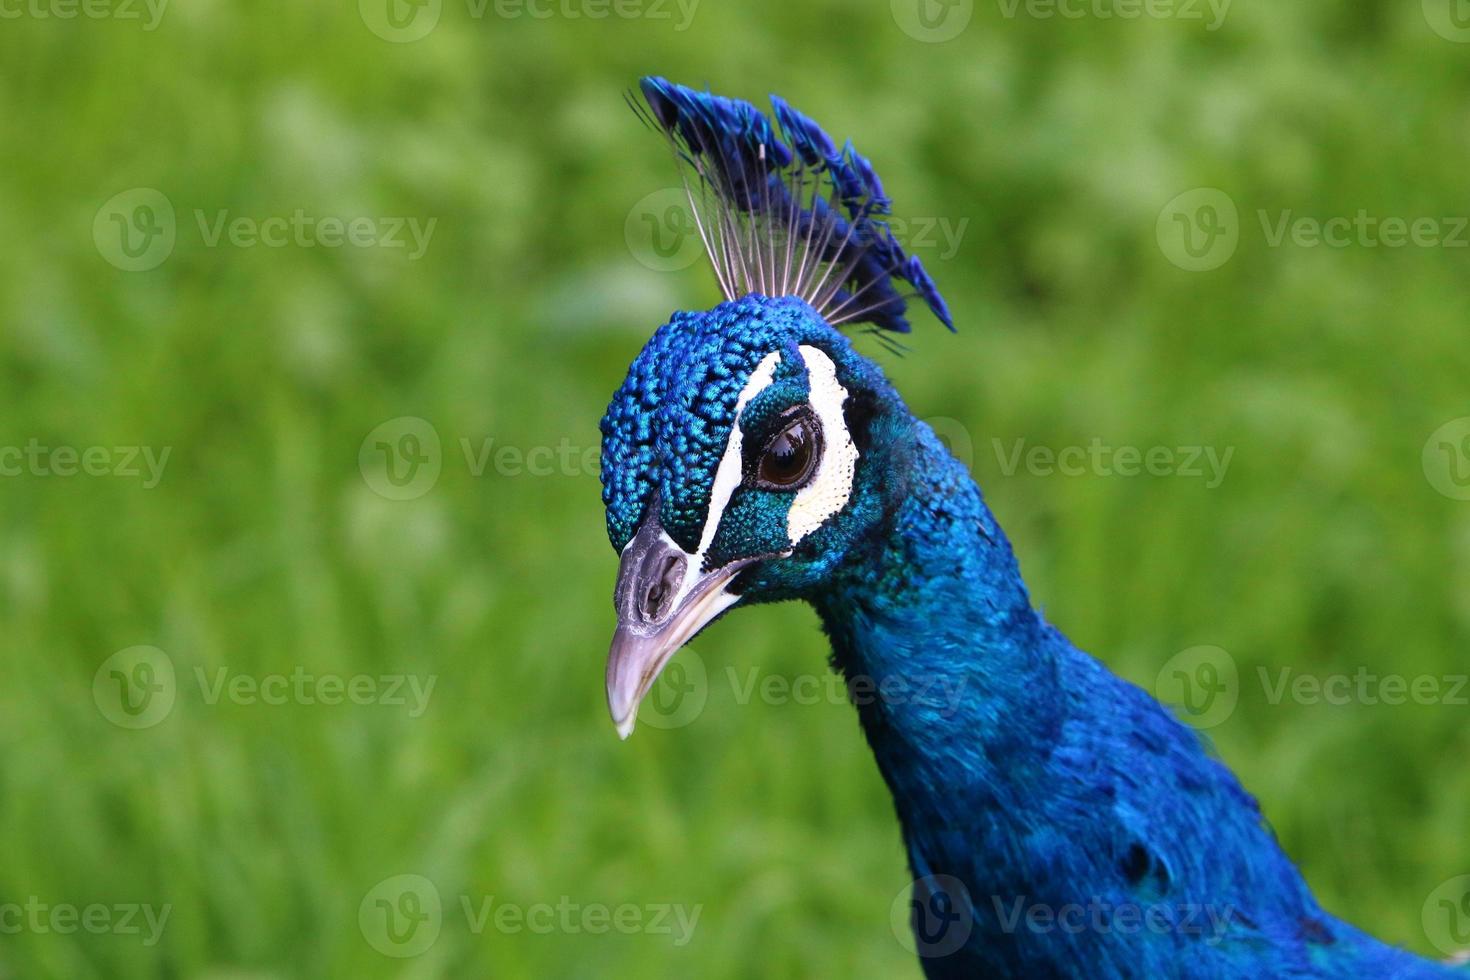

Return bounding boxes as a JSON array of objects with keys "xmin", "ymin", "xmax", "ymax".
[{"xmin": 2, "ymin": 0, "xmax": 1468, "ymax": 975}]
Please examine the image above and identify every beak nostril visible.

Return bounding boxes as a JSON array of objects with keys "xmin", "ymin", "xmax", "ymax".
[
  {"xmin": 638, "ymin": 553, "xmax": 685, "ymax": 622},
  {"xmin": 644, "ymin": 580, "xmax": 666, "ymax": 615}
]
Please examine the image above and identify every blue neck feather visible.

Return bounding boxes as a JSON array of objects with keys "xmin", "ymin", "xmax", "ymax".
[{"xmin": 812, "ymin": 417, "xmax": 1462, "ymax": 979}]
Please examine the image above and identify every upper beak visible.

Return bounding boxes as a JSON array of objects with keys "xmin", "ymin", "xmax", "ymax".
[{"xmin": 605, "ymin": 518, "xmax": 760, "ymax": 739}]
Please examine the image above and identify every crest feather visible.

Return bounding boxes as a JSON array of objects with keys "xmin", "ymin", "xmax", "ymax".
[{"xmin": 633, "ymin": 76, "xmax": 955, "ymax": 336}]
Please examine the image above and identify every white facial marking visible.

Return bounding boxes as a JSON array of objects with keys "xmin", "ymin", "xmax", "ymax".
[
  {"xmin": 788, "ymin": 345, "xmax": 858, "ymax": 543},
  {"xmin": 696, "ymin": 349, "xmax": 781, "ymax": 558}
]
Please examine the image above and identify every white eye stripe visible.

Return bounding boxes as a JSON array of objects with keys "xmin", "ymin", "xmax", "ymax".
[
  {"xmin": 696, "ymin": 350, "xmax": 781, "ymax": 558},
  {"xmin": 788, "ymin": 345, "xmax": 857, "ymax": 543}
]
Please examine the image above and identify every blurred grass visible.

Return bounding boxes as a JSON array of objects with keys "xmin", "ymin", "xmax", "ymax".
[{"xmin": 2, "ymin": 0, "xmax": 1469, "ymax": 976}]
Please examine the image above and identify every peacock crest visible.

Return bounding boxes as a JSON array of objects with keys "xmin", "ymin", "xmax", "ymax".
[{"xmin": 631, "ymin": 77, "xmax": 954, "ymax": 341}]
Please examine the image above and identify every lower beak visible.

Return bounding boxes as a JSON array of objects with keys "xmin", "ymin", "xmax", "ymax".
[{"xmin": 605, "ymin": 519, "xmax": 758, "ymax": 739}]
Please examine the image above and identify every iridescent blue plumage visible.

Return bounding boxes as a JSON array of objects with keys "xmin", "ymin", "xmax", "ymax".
[{"xmin": 600, "ymin": 81, "xmax": 1467, "ymax": 977}]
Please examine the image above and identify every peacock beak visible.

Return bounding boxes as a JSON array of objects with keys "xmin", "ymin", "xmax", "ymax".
[{"xmin": 605, "ymin": 518, "xmax": 760, "ymax": 740}]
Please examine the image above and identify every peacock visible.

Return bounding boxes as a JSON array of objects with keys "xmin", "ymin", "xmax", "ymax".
[{"xmin": 597, "ymin": 76, "xmax": 1467, "ymax": 978}]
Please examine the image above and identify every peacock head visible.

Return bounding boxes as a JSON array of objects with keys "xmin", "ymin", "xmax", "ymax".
[{"xmin": 601, "ymin": 78, "xmax": 953, "ymax": 737}]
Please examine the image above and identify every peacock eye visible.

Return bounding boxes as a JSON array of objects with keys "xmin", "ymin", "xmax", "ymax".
[{"xmin": 756, "ymin": 411, "xmax": 821, "ymax": 490}]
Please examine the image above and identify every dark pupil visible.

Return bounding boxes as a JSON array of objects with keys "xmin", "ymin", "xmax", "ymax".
[{"xmin": 762, "ymin": 421, "xmax": 813, "ymax": 486}]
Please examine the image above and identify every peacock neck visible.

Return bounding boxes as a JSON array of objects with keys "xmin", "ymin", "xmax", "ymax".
[
  {"xmin": 810, "ymin": 421, "xmax": 1066, "ymax": 838},
  {"xmin": 799, "ymin": 410, "xmax": 1460, "ymax": 978}
]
